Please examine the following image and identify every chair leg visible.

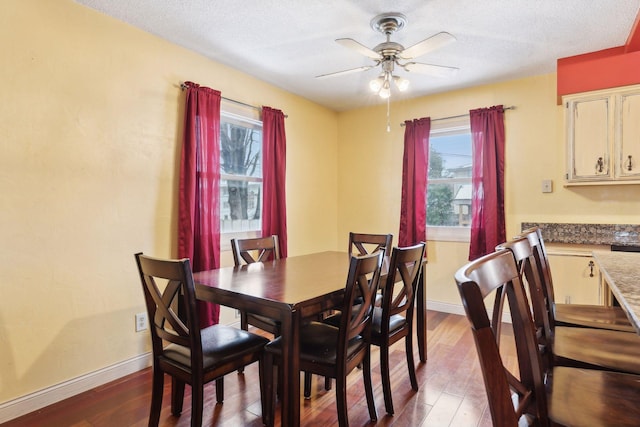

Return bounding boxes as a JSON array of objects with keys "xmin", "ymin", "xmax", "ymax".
[
  {"xmin": 191, "ymin": 383, "xmax": 204, "ymax": 427},
  {"xmin": 380, "ymin": 341, "xmax": 394, "ymax": 415},
  {"xmin": 405, "ymin": 334, "xmax": 419, "ymax": 391},
  {"xmin": 324, "ymin": 376, "xmax": 332, "ymax": 390},
  {"xmin": 171, "ymin": 377, "xmax": 185, "ymax": 416},
  {"xmin": 148, "ymin": 367, "xmax": 164, "ymax": 427},
  {"xmin": 304, "ymin": 372, "xmax": 312, "ymax": 399},
  {"xmin": 215, "ymin": 378, "xmax": 224, "ymax": 403},
  {"xmin": 263, "ymin": 352, "xmax": 276, "ymax": 427},
  {"xmin": 304, "ymin": 373, "xmax": 331, "ymax": 398},
  {"xmin": 335, "ymin": 375, "xmax": 349, "ymax": 427},
  {"xmin": 363, "ymin": 349, "xmax": 377, "ymax": 422},
  {"xmin": 259, "ymin": 355, "xmax": 269, "ymax": 426}
]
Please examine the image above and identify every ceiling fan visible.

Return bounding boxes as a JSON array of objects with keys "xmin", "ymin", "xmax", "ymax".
[{"xmin": 317, "ymin": 12, "xmax": 459, "ymax": 98}]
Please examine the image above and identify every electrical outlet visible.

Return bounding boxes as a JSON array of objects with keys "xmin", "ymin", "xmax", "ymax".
[
  {"xmin": 541, "ymin": 179, "xmax": 553, "ymax": 193},
  {"xmin": 135, "ymin": 312, "xmax": 148, "ymax": 332},
  {"xmin": 235, "ymin": 309, "xmax": 241, "ymax": 319}
]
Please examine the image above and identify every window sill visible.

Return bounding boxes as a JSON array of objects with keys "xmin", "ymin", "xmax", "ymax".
[
  {"xmin": 221, "ymin": 230, "xmax": 261, "ymax": 251},
  {"xmin": 427, "ymin": 226, "xmax": 470, "ymax": 243}
]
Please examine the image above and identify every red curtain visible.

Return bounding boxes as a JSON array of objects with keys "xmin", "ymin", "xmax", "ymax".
[
  {"xmin": 399, "ymin": 117, "xmax": 430, "ymax": 247},
  {"xmin": 178, "ymin": 81, "xmax": 221, "ymax": 327},
  {"xmin": 468, "ymin": 105, "xmax": 506, "ymax": 260},
  {"xmin": 261, "ymin": 106, "xmax": 288, "ymax": 257}
]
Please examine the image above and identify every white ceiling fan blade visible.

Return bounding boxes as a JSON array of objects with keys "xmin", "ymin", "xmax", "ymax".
[
  {"xmin": 403, "ymin": 62, "xmax": 459, "ymax": 78},
  {"xmin": 315, "ymin": 65, "xmax": 374, "ymax": 79},
  {"xmin": 336, "ymin": 38, "xmax": 381, "ymax": 59},
  {"xmin": 399, "ymin": 32, "xmax": 456, "ymax": 59}
]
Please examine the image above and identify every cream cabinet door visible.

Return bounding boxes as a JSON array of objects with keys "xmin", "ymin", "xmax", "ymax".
[
  {"xmin": 616, "ymin": 90, "xmax": 640, "ymax": 179},
  {"xmin": 566, "ymin": 95, "xmax": 612, "ymax": 181},
  {"xmin": 547, "ymin": 255, "xmax": 600, "ymax": 305}
]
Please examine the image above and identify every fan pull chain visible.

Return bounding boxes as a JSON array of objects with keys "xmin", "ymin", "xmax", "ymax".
[{"xmin": 386, "ymin": 96, "xmax": 391, "ymax": 132}]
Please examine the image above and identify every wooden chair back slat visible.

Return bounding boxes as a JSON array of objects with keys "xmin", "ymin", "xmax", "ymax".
[{"xmin": 231, "ymin": 235, "xmax": 280, "ymax": 266}]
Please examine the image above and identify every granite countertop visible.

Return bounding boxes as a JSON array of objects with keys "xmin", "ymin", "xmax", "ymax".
[
  {"xmin": 592, "ymin": 250, "xmax": 640, "ymax": 333},
  {"xmin": 522, "ymin": 223, "xmax": 640, "ymax": 247}
]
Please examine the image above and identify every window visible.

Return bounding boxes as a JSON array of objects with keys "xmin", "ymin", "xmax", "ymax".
[
  {"xmin": 427, "ymin": 120, "xmax": 472, "ymax": 241},
  {"xmin": 219, "ymin": 106, "xmax": 263, "ymax": 237}
]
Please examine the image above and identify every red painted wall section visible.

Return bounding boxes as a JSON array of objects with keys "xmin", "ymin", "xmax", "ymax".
[{"xmin": 557, "ymin": 10, "xmax": 640, "ymax": 104}]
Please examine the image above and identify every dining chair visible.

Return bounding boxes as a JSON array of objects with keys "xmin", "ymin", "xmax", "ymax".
[
  {"xmin": 520, "ymin": 227, "xmax": 634, "ymax": 332},
  {"xmin": 371, "ymin": 242, "xmax": 425, "ymax": 415},
  {"xmin": 263, "ymin": 251, "xmax": 383, "ymax": 427},
  {"xmin": 303, "ymin": 231, "xmax": 394, "ymax": 397},
  {"xmin": 455, "ymin": 248, "xmax": 640, "ymax": 427},
  {"xmin": 134, "ymin": 253, "xmax": 269, "ymax": 427},
  {"xmin": 324, "ymin": 243, "xmax": 426, "ymax": 414},
  {"xmin": 231, "ymin": 235, "xmax": 281, "ymax": 336},
  {"xmin": 498, "ymin": 237, "xmax": 640, "ymax": 376}
]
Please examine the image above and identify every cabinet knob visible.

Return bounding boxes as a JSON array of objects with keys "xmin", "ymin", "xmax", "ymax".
[
  {"xmin": 589, "ymin": 260, "xmax": 595, "ymax": 277},
  {"xmin": 626, "ymin": 155, "xmax": 633, "ymax": 171}
]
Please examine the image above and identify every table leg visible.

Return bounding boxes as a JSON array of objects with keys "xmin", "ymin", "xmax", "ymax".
[
  {"xmin": 416, "ymin": 266, "xmax": 427, "ymax": 362},
  {"xmin": 279, "ymin": 309, "xmax": 300, "ymax": 426}
]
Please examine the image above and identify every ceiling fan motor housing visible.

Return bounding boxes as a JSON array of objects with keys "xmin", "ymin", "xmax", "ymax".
[
  {"xmin": 370, "ymin": 12, "xmax": 407, "ymax": 35},
  {"xmin": 374, "ymin": 41, "xmax": 404, "ymax": 58}
]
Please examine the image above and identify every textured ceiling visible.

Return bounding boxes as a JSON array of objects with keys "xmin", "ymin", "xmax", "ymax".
[{"xmin": 75, "ymin": 0, "xmax": 639, "ymax": 111}]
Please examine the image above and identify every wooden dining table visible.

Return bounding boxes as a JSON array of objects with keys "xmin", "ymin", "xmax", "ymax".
[
  {"xmin": 193, "ymin": 250, "xmax": 427, "ymax": 427},
  {"xmin": 592, "ymin": 250, "xmax": 640, "ymax": 334}
]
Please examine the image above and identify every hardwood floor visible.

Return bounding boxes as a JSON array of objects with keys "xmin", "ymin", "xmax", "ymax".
[{"xmin": 1, "ymin": 311, "xmax": 516, "ymax": 427}]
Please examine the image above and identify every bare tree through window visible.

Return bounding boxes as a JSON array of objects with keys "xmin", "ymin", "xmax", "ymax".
[{"xmin": 220, "ymin": 111, "xmax": 263, "ymax": 233}]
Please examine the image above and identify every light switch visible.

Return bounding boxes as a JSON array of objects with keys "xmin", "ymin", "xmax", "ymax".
[{"xmin": 541, "ymin": 179, "xmax": 553, "ymax": 193}]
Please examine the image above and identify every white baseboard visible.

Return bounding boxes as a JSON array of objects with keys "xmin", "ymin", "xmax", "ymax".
[
  {"xmin": 0, "ymin": 353, "xmax": 152, "ymax": 423},
  {"xmin": 427, "ymin": 300, "xmax": 466, "ymax": 316},
  {"xmin": 427, "ymin": 299, "xmax": 512, "ymax": 324}
]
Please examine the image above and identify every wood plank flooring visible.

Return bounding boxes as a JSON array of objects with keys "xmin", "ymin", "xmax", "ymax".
[{"xmin": 1, "ymin": 311, "xmax": 516, "ymax": 427}]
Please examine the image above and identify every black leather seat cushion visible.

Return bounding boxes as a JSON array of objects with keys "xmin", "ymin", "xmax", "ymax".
[
  {"xmin": 324, "ymin": 308, "xmax": 406, "ymax": 337},
  {"xmin": 162, "ymin": 324, "xmax": 269, "ymax": 370},
  {"xmin": 265, "ymin": 321, "xmax": 365, "ymax": 365}
]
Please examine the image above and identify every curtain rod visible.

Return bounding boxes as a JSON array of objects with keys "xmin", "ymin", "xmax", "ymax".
[
  {"xmin": 179, "ymin": 83, "xmax": 287, "ymax": 118},
  {"xmin": 400, "ymin": 105, "xmax": 516, "ymax": 127}
]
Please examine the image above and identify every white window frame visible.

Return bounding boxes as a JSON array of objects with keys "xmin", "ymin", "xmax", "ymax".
[
  {"xmin": 219, "ymin": 108, "xmax": 263, "ymax": 250},
  {"xmin": 427, "ymin": 119, "xmax": 472, "ymax": 243}
]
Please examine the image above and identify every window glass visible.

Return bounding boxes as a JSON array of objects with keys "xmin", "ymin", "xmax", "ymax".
[
  {"xmin": 427, "ymin": 120, "xmax": 472, "ymax": 241},
  {"xmin": 219, "ymin": 109, "xmax": 263, "ymax": 234}
]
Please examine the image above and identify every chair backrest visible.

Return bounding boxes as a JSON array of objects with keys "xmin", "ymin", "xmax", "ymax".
[
  {"xmin": 135, "ymin": 253, "xmax": 204, "ymax": 371},
  {"xmin": 231, "ymin": 235, "xmax": 280, "ymax": 266},
  {"xmin": 518, "ymin": 227, "xmax": 557, "ymax": 329},
  {"xmin": 338, "ymin": 251, "xmax": 384, "ymax": 355},
  {"xmin": 455, "ymin": 249, "xmax": 548, "ymax": 426},
  {"xmin": 497, "ymin": 237, "xmax": 554, "ymax": 372},
  {"xmin": 348, "ymin": 232, "xmax": 393, "ymax": 257},
  {"xmin": 380, "ymin": 243, "xmax": 426, "ymax": 334}
]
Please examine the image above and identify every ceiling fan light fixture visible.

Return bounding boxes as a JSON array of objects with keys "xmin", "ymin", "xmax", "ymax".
[
  {"xmin": 369, "ymin": 75, "xmax": 385, "ymax": 92},
  {"xmin": 393, "ymin": 75, "xmax": 410, "ymax": 91},
  {"xmin": 378, "ymin": 80, "xmax": 391, "ymax": 99}
]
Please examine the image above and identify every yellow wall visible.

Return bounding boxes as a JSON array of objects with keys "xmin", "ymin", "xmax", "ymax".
[
  {"xmin": 3, "ymin": 0, "xmax": 640, "ymax": 409},
  {"xmin": 0, "ymin": 0, "xmax": 338, "ymax": 402},
  {"xmin": 337, "ymin": 73, "xmax": 640, "ymax": 308}
]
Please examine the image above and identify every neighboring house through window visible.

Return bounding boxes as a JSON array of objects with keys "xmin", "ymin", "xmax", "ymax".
[{"xmin": 427, "ymin": 118, "xmax": 472, "ymax": 242}]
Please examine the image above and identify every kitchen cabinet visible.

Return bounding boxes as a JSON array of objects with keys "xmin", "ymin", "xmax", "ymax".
[
  {"xmin": 547, "ymin": 253, "xmax": 601, "ymax": 305},
  {"xmin": 564, "ymin": 84, "xmax": 640, "ymax": 184}
]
